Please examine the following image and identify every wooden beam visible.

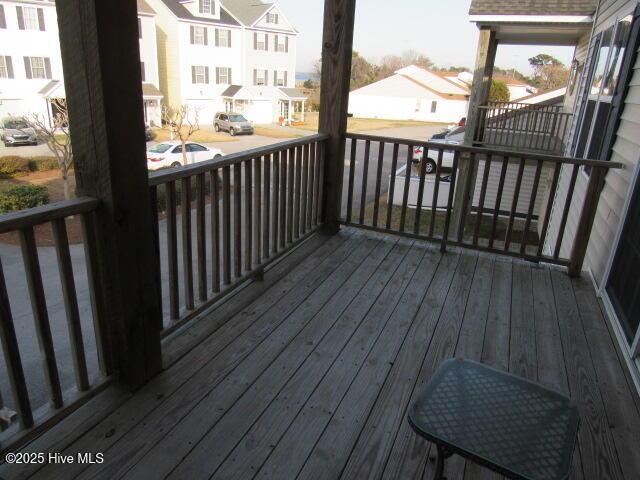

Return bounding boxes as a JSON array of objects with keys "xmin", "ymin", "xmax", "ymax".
[
  {"xmin": 319, "ymin": 0, "xmax": 357, "ymax": 234},
  {"xmin": 451, "ymin": 27, "xmax": 498, "ymax": 239},
  {"xmin": 55, "ymin": 0, "xmax": 163, "ymax": 389}
]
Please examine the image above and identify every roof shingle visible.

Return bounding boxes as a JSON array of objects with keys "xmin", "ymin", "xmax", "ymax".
[
  {"xmin": 469, "ymin": 0, "xmax": 597, "ymax": 16},
  {"xmin": 158, "ymin": 0, "xmax": 241, "ymax": 26}
]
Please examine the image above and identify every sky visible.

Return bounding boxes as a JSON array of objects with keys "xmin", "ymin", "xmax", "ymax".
[{"xmin": 276, "ymin": 0, "xmax": 576, "ymax": 76}]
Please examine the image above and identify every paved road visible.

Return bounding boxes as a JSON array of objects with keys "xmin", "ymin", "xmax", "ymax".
[{"xmin": 0, "ymin": 124, "xmax": 442, "ymax": 415}]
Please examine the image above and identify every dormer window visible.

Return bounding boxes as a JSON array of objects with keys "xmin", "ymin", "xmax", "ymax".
[
  {"xmin": 199, "ymin": 0, "xmax": 212, "ymax": 15},
  {"xmin": 266, "ymin": 12, "xmax": 278, "ymax": 24}
]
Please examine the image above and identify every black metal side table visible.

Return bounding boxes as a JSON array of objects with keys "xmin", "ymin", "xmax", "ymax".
[{"xmin": 408, "ymin": 359, "xmax": 580, "ymax": 480}]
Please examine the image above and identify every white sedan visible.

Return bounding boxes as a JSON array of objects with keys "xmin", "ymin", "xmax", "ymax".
[
  {"xmin": 146, "ymin": 141, "xmax": 223, "ymax": 171},
  {"xmin": 412, "ymin": 138, "xmax": 458, "ymax": 174}
]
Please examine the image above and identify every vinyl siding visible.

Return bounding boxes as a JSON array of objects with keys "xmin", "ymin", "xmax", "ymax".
[{"xmin": 149, "ymin": 0, "xmax": 183, "ymax": 106}]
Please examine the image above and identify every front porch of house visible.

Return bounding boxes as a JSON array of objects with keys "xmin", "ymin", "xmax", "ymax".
[{"xmin": 1, "ymin": 227, "xmax": 638, "ymax": 480}]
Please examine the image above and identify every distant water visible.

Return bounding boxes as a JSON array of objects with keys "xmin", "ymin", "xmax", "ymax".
[{"xmin": 296, "ymin": 72, "xmax": 316, "ymax": 82}]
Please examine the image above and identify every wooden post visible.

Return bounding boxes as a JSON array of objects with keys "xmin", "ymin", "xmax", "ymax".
[
  {"xmin": 451, "ymin": 27, "xmax": 497, "ymax": 239},
  {"xmin": 319, "ymin": 0, "xmax": 357, "ymax": 234},
  {"xmin": 568, "ymin": 166, "xmax": 607, "ymax": 277},
  {"xmin": 55, "ymin": 0, "xmax": 163, "ymax": 389}
]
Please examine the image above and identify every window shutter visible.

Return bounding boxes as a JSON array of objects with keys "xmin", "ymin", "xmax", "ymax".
[
  {"xmin": 44, "ymin": 57, "xmax": 51, "ymax": 79},
  {"xmin": 227, "ymin": 30, "xmax": 232, "ymax": 47},
  {"xmin": 6, "ymin": 57, "xmax": 13, "ymax": 78},
  {"xmin": 138, "ymin": 18, "xmax": 142, "ymax": 39},
  {"xmin": 265, "ymin": 34, "xmax": 269, "ymax": 51},
  {"xmin": 228, "ymin": 68, "xmax": 232, "ymax": 85},
  {"xmin": 16, "ymin": 6, "xmax": 24, "ymax": 30},
  {"xmin": 215, "ymin": 28, "xmax": 219, "ymax": 47},
  {"xmin": 23, "ymin": 57, "xmax": 32, "ymax": 79},
  {"xmin": 203, "ymin": 27, "xmax": 208, "ymax": 45},
  {"xmin": 140, "ymin": 62, "xmax": 145, "ymax": 82},
  {"xmin": 253, "ymin": 69, "xmax": 257, "ymax": 85},
  {"xmin": 192, "ymin": 66, "xmax": 196, "ymax": 83},
  {"xmin": 198, "ymin": 0, "xmax": 204, "ymax": 14},
  {"xmin": 274, "ymin": 71, "xmax": 277, "ymax": 85},
  {"xmin": 37, "ymin": 8, "xmax": 44, "ymax": 30},
  {"xmin": 0, "ymin": 5, "xmax": 6, "ymax": 29},
  {"xmin": 274, "ymin": 35, "xmax": 278, "ymax": 50},
  {"xmin": 205, "ymin": 66, "xmax": 209, "ymax": 84},
  {"xmin": 254, "ymin": 32, "xmax": 257, "ymax": 49},
  {"xmin": 190, "ymin": 26, "xmax": 195, "ymax": 44},
  {"xmin": 285, "ymin": 37, "xmax": 289, "ymax": 53},
  {"xmin": 216, "ymin": 67, "xmax": 220, "ymax": 84},
  {"xmin": 264, "ymin": 69, "xmax": 268, "ymax": 86},
  {"xmin": 285, "ymin": 71, "xmax": 288, "ymax": 86}
]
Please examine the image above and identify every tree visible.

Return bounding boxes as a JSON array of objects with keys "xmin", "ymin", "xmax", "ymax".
[
  {"xmin": 528, "ymin": 54, "xmax": 570, "ymax": 90},
  {"xmin": 377, "ymin": 50, "xmax": 435, "ymax": 80},
  {"xmin": 28, "ymin": 99, "xmax": 74, "ymax": 199},
  {"xmin": 303, "ymin": 79, "xmax": 316, "ymax": 89},
  {"xmin": 489, "ymin": 79, "xmax": 510, "ymax": 102},
  {"xmin": 350, "ymin": 51, "xmax": 378, "ymax": 90},
  {"xmin": 161, "ymin": 104, "xmax": 200, "ymax": 165}
]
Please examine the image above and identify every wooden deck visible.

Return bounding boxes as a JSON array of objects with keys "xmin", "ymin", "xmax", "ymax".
[{"xmin": 2, "ymin": 227, "xmax": 639, "ymax": 480}]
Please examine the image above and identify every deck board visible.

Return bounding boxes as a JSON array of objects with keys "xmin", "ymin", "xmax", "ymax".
[{"xmin": 2, "ymin": 228, "xmax": 638, "ymax": 480}]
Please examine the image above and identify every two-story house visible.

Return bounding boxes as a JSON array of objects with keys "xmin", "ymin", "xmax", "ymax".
[
  {"xmin": 148, "ymin": 0, "xmax": 305, "ymax": 125},
  {"xmin": 0, "ymin": 0, "xmax": 163, "ymax": 126}
]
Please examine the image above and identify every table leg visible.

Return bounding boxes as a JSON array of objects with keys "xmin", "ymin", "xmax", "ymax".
[{"xmin": 434, "ymin": 444, "xmax": 453, "ymax": 480}]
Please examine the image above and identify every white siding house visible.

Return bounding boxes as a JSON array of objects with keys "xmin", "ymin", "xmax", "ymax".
[
  {"xmin": 0, "ymin": 0, "xmax": 163, "ymax": 126},
  {"xmin": 348, "ymin": 66, "xmax": 470, "ymax": 124},
  {"xmin": 148, "ymin": 0, "xmax": 304, "ymax": 125}
]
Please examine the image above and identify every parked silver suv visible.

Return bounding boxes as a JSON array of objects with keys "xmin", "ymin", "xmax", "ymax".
[
  {"xmin": 214, "ymin": 112, "xmax": 254, "ymax": 136},
  {"xmin": 0, "ymin": 117, "xmax": 38, "ymax": 147}
]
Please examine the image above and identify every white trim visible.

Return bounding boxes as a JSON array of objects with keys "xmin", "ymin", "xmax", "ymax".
[
  {"xmin": 250, "ymin": 3, "xmax": 298, "ymax": 33},
  {"xmin": 469, "ymin": 14, "xmax": 593, "ymax": 24}
]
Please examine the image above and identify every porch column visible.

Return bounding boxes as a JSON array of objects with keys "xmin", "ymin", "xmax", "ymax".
[
  {"xmin": 288, "ymin": 100, "xmax": 292, "ymax": 123},
  {"xmin": 319, "ymin": 0, "xmax": 357, "ymax": 234},
  {"xmin": 301, "ymin": 100, "xmax": 306, "ymax": 122},
  {"xmin": 56, "ymin": 0, "xmax": 163, "ymax": 389},
  {"xmin": 450, "ymin": 27, "xmax": 498, "ymax": 240}
]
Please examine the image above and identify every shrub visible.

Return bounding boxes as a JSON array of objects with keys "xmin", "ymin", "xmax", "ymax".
[
  {"xmin": 154, "ymin": 176, "xmax": 213, "ymax": 213},
  {"xmin": 0, "ymin": 185, "xmax": 50, "ymax": 214},
  {"xmin": 28, "ymin": 156, "xmax": 60, "ymax": 172},
  {"xmin": 0, "ymin": 156, "xmax": 31, "ymax": 176}
]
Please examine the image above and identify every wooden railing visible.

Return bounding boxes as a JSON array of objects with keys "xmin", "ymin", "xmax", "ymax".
[
  {"xmin": 149, "ymin": 134, "xmax": 327, "ymax": 335},
  {"xmin": 342, "ymin": 133, "xmax": 621, "ymax": 273},
  {"xmin": 0, "ymin": 197, "xmax": 112, "ymax": 450},
  {"xmin": 475, "ymin": 102, "xmax": 573, "ymax": 155}
]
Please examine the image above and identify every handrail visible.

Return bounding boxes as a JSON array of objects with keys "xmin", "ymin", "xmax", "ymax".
[
  {"xmin": 149, "ymin": 133, "xmax": 329, "ymax": 186},
  {"xmin": 0, "ymin": 197, "xmax": 101, "ymax": 234},
  {"xmin": 345, "ymin": 133, "xmax": 623, "ymax": 170}
]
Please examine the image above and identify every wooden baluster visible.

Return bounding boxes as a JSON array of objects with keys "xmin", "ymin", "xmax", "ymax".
[
  {"xmin": 252, "ymin": 157, "xmax": 262, "ymax": 265},
  {"xmin": 210, "ymin": 170, "xmax": 221, "ymax": 293},
  {"xmin": 504, "ymin": 157, "xmax": 526, "ymax": 252},
  {"xmin": 149, "ymin": 185, "xmax": 162, "ymax": 328},
  {"xmin": 52, "ymin": 218, "xmax": 90, "ymax": 392},
  {"xmin": 359, "ymin": 140, "xmax": 371, "ymax": 225},
  {"xmin": 0, "ymin": 257, "xmax": 33, "ymax": 428},
  {"xmin": 165, "ymin": 182, "xmax": 179, "ymax": 319},
  {"xmin": 181, "ymin": 177, "xmax": 194, "ymax": 310},
  {"xmin": 489, "ymin": 156, "xmax": 509, "ymax": 249},
  {"xmin": 520, "ymin": 160, "xmax": 543, "ymax": 255},
  {"xmin": 399, "ymin": 145, "xmax": 413, "ymax": 232},
  {"xmin": 196, "ymin": 173, "xmax": 207, "ymax": 302},
  {"xmin": 222, "ymin": 166, "xmax": 231, "ymax": 286},
  {"xmin": 385, "ymin": 143, "xmax": 399, "ymax": 229},
  {"xmin": 299, "ymin": 147, "xmax": 308, "ymax": 235},
  {"xmin": 234, "ymin": 162, "xmax": 242, "ymax": 278},
  {"xmin": 244, "ymin": 159, "xmax": 253, "ymax": 272},
  {"xmin": 306, "ymin": 142, "xmax": 315, "ymax": 231},
  {"xmin": 554, "ymin": 164, "xmax": 579, "ymax": 259},
  {"xmin": 456, "ymin": 152, "xmax": 477, "ymax": 243},
  {"xmin": 263, "ymin": 154, "xmax": 271, "ymax": 259},
  {"xmin": 429, "ymin": 149, "xmax": 444, "ymax": 238},
  {"xmin": 472, "ymin": 154, "xmax": 492, "ymax": 246},
  {"xmin": 287, "ymin": 147, "xmax": 294, "ymax": 244},
  {"xmin": 316, "ymin": 141, "xmax": 325, "ymax": 225},
  {"xmin": 279, "ymin": 150, "xmax": 287, "ymax": 248},
  {"xmin": 20, "ymin": 227, "xmax": 63, "ymax": 409},
  {"xmin": 346, "ymin": 138, "xmax": 357, "ymax": 223},
  {"xmin": 372, "ymin": 142, "xmax": 385, "ymax": 228},
  {"xmin": 440, "ymin": 151, "xmax": 460, "ymax": 253},
  {"xmin": 293, "ymin": 146, "xmax": 302, "ymax": 238},
  {"xmin": 311, "ymin": 143, "xmax": 320, "ymax": 228},
  {"xmin": 414, "ymin": 146, "xmax": 428, "ymax": 235},
  {"xmin": 272, "ymin": 151, "xmax": 280, "ymax": 255},
  {"xmin": 536, "ymin": 163, "xmax": 562, "ymax": 259}
]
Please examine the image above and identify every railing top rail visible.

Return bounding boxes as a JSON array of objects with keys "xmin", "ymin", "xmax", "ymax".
[
  {"xmin": 149, "ymin": 133, "xmax": 329, "ymax": 186},
  {"xmin": 0, "ymin": 197, "xmax": 100, "ymax": 234},
  {"xmin": 478, "ymin": 105, "xmax": 570, "ymax": 113},
  {"xmin": 345, "ymin": 133, "xmax": 623, "ymax": 170}
]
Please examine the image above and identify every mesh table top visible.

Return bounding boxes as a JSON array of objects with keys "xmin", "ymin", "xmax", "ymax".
[{"xmin": 409, "ymin": 359, "xmax": 580, "ymax": 480}]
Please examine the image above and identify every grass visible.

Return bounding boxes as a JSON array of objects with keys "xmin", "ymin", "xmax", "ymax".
[
  {"xmin": 253, "ymin": 126, "xmax": 304, "ymax": 139},
  {"xmin": 150, "ymin": 128, "xmax": 237, "ymax": 143},
  {"xmin": 294, "ymin": 112, "xmax": 448, "ymax": 133}
]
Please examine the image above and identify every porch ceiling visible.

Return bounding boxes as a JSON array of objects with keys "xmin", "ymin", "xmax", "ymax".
[{"xmin": 477, "ymin": 21, "xmax": 593, "ymax": 45}]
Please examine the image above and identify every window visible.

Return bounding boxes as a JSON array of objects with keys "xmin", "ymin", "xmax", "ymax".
[
  {"xmin": 266, "ymin": 12, "xmax": 279, "ymax": 24},
  {"xmin": 18, "ymin": 6, "xmax": 43, "ymax": 31},
  {"xmin": 216, "ymin": 67, "xmax": 231, "ymax": 84},
  {"xmin": 575, "ymin": 14, "xmax": 634, "ymax": 163},
  {"xmin": 215, "ymin": 29, "xmax": 231, "ymax": 48},
  {"xmin": 24, "ymin": 56, "xmax": 50, "ymax": 79},
  {"xmin": 192, "ymin": 65, "xmax": 209, "ymax": 84},
  {"xmin": 140, "ymin": 62, "xmax": 145, "ymax": 82},
  {"xmin": 274, "ymin": 70, "xmax": 287, "ymax": 87},
  {"xmin": 254, "ymin": 32, "xmax": 268, "ymax": 51},
  {"xmin": 0, "ymin": 56, "xmax": 13, "ymax": 78},
  {"xmin": 431, "ymin": 101, "xmax": 438, "ymax": 113},
  {"xmin": 190, "ymin": 25, "xmax": 207, "ymax": 45},
  {"xmin": 274, "ymin": 35, "xmax": 288, "ymax": 53},
  {"xmin": 254, "ymin": 69, "xmax": 267, "ymax": 86},
  {"xmin": 0, "ymin": 5, "xmax": 6, "ymax": 29},
  {"xmin": 187, "ymin": 143, "xmax": 207, "ymax": 152},
  {"xmin": 199, "ymin": 0, "xmax": 212, "ymax": 15}
]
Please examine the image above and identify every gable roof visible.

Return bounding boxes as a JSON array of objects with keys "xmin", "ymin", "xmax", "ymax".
[
  {"xmin": 469, "ymin": 0, "xmax": 597, "ymax": 16},
  {"xmin": 396, "ymin": 66, "xmax": 470, "ymax": 99},
  {"xmin": 158, "ymin": 0, "xmax": 241, "ymax": 26},
  {"xmin": 137, "ymin": 0, "xmax": 156, "ymax": 15},
  {"xmin": 221, "ymin": 0, "xmax": 273, "ymax": 25},
  {"xmin": 493, "ymin": 74, "xmax": 530, "ymax": 86}
]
